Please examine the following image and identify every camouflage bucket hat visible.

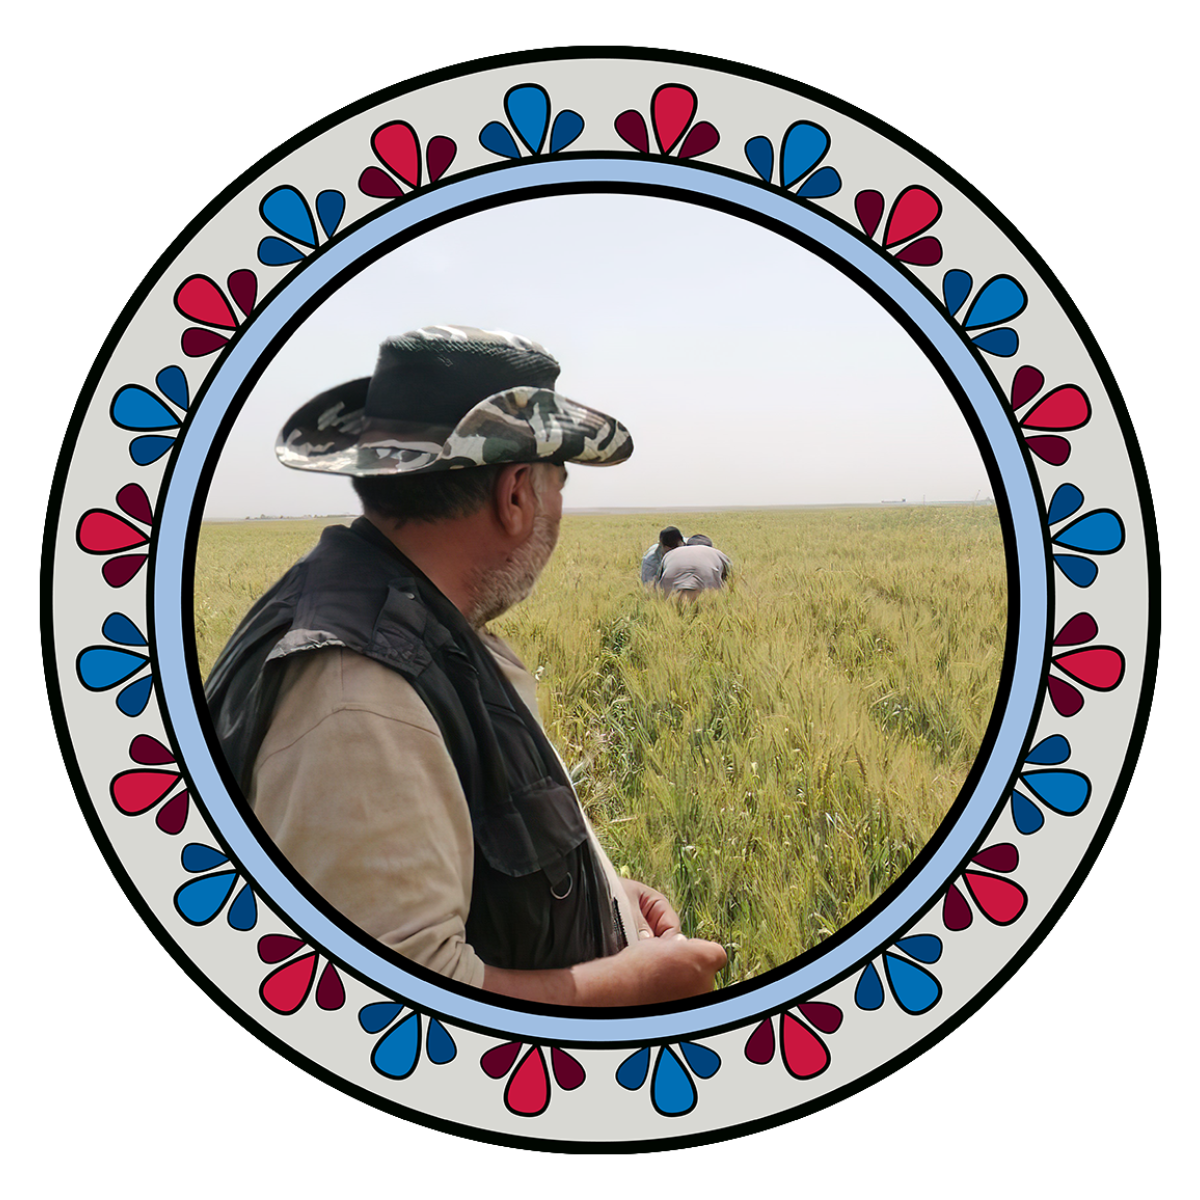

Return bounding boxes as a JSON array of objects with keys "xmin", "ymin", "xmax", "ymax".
[{"xmin": 275, "ymin": 325, "xmax": 634, "ymax": 475}]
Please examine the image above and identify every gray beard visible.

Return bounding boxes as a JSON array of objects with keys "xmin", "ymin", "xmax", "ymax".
[{"xmin": 467, "ymin": 507, "xmax": 559, "ymax": 629}]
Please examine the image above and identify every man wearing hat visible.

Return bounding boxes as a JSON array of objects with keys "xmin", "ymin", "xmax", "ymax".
[{"xmin": 206, "ymin": 326, "xmax": 726, "ymax": 1006}]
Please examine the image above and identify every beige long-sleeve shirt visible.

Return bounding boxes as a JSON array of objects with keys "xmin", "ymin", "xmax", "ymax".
[{"xmin": 248, "ymin": 636, "xmax": 639, "ymax": 988}]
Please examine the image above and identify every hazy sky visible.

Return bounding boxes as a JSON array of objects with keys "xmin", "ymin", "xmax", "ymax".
[{"xmin": 204, "ymin": 193, "xmax": 994, "ymax": 517}]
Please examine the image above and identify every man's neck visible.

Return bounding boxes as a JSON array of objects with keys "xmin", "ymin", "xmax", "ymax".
[{"xmin": 365, "ymin": 511, "xmax": 488, "ymax": 621}]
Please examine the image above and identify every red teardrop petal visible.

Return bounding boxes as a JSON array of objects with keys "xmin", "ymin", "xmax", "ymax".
[
  {"xmin": 652, "ymin": 84, "xmax": 697, "ymax": 154},
  {"xmin": 1021, "ymin": 385, "xmax": 1090, "ymax": 431},
  {"xmin": 79, "ymin": 511, "xmax": 147, "ymax": 553},
  {"xmin": 261, "ymin": 952, "xmax": 318, "ymax": 1014},
  {"xmin": 175, "ymin": 275, "xmax": 236, "ymax": 328},
  {"xmin": 373, "ymin": 121, "xmax": 421, "ymax": 188},
  {"xmin": 1053, "ymin": 647, "xmax": 1124, "ymax": 691},
  {"xmin": 111, "ymin": 769, "xmax": 180, "ymax": 814},
  {"xmin": 963, "ymin": 871, "xmax": 1027, "ymax": 925},
  {"xmin": 505, "ymin": 1046, "xmax": 550, "ymax": 1115},
  {"xmin": 884, "ymin": 186, "xmax": 940, "ymax": 246},
  {"xmin": 780, "ymin": 1012, "xmax": 828, "ymax": 1079}
]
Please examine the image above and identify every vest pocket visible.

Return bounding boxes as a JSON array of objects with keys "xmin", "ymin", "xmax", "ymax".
[
  {"xmin": 473, "ymin": 776, "xmax": 588, "ymax": 884},
  {"xmin": 467, "ymin": 778, "xmax": 609, "ymax": 970}
]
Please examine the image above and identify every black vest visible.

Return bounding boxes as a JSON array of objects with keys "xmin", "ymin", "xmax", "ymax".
[{"xmin": 204, "ymin": 518, "xmax": 626, "ymax": 971}]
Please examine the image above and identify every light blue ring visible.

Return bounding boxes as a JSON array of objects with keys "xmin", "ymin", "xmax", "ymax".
[{"xmin": 156, "ymin": 157, "xmax": 1046, "ymax": 1042}]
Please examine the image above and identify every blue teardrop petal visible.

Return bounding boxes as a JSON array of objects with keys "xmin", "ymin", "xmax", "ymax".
[
  {"xmin": 112, "ymin": 385, "xmax": 180, "ymax": 431},
  {"xmin": 1010, "ymin": 789, "xmax": 1045, "ymax": 834},
  {"xmin": 548, "ymin": 110, "xmax": 584, "ymax": 153},
  {"xmin": 1054, "ymin": 554, "xmax": 1099, "ymax": 587},
  {"xmin": 855, "ymin": 961, "xmax": 884, "ymax": 1010},
  {"xmin": 505, "ymin": 84, "xmax": 550, "ymax": 154},
  {"xmin": 616, "ymin": 1045, "xmax": 651, "ymax": 1090},
  {"xmin": 1022, "ymin": 769, "xmax": 1091, "ymax": 815},
  {"xmin": 1046, "ymin": 483, "xmax": 1085, "ymax": 525},
  {"xmin": 261, "ymin": 186, "xmax": 317, "ymax": 247},
  {"xmin": 796, "ymin": 166, "xmax": 841, "ymax": 198},
  {"xmin": 77, "ymin": 647, "xmax": 147, "ymax": 690},
  {"xmin": 780, "ymin": 121, "xmax": 829, "ymax": 189},
  {"xmin": 227, "ymin": 881, "xmax": 258, "ymax": 930},
  {"xmin": 679, "ymin": 1041, "xmax": 720, "ymax": 1079},
  {"xmin": 175, "ymin": 870, "xmax": 237, "ymax": 924},
  {"xmin": 971, "ymin": 328, "xmax": 1019, "ymax": 357},
  {"xmin": 258, "ymin": 237, "xmax": 305, "ymax": 266},
  {"xmin": 426, "ymin": 1018, "xmax": 457, "ymax": 1064},
  {"xmin": 181, "ymin": 843, "xmax": 229, "ymax": 873},
  {"xmin": 102, "ymin": 612, "xmax": 146, "ymax": 647},
  {"xmin": 359, "ymin": 1002, "xmax": 404, "ymax": 1034},
  {"xmin": 372, "ymin": 1011, "xmax": 421, "ymax": 1079},
  {"xmin": 130, "ymin": 435, "xmax": 175, "ymax": 465},
  {"xmin": 1026, "ymin": 734, "xmax": 1070, "ymax": 765},
  {"xmin": 964, "ymin": 275, "xmax": 1027, "ymax": 330},
  {"xmin": 1054, "ymin": 511, "xmax": 1125, "ymax": 554},
  {"xmin": 895, "ymin": 934, "xmax": 942, "ymax": 964},
  {"xmin": 116, "ymin": 674, "xmax": 154, "ymax": 717},
  {"xmin": 942, "ymin": 269, "xmax": 972, "ymax": 317},
  {"xmin": 316, "ymin": 190, "xmax": 345, "ymax": 238},
  {"xmin": 883, "ymin": 952, "xmax": 941, "ymax": 1014},
  {"xmin": 744, "ymin": 135, "xmax": 773, "ymax": 182},
  {"xmin": 155, "ymin": 366, "xmax": 189, "ymax": 410},
  {"xmin": 651, "ymin": 1046, "xmax": 697, "ymax": 1116},
  {"xmin": 479, "ymin": 121, "xmax": 521, "ymax": 159}
]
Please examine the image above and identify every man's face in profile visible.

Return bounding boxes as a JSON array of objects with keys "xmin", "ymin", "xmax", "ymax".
[{"xmin": 471, "ymin": 463, "xmax": 567, "ymax": 627}]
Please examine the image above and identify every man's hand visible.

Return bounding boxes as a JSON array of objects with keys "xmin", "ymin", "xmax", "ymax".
[
  {"xmin": 621, "ymin": 878, "xmax": 682, "ymax": 939},
  {"xmin": 481, "ymin": 878, "xmax": 725, "ymax": 1006},
  {"xmin": 604, "ymin": 933, "xmax": 728, "ymax": 1004},
  {"xmin": 483, "ymin": 932, "xmax": 727, "ymax": 1007}
]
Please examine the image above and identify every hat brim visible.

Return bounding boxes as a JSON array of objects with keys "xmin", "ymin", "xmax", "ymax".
[{"xmin": 276, "ymin": 385, "xmax": 633, "ymax": 475}]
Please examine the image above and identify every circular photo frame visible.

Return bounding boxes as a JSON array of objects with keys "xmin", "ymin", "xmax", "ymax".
[{"xmin": 42, "ymin": 47, "xmax": 1158, "ymax": 1151}]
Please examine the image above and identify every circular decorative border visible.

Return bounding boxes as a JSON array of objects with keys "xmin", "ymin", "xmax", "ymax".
[{"xmin": 54, "ymin": 56, "xmax": 1152, "ymax": 1142}]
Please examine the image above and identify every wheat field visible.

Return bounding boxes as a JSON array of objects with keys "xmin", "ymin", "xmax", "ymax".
[{"xmin": 195, "ymin": 506, "xmax": 1007, "ymax": 986}]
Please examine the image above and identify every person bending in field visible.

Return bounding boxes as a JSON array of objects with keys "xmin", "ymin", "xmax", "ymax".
[
  {"xmin": 658, "ymin": 533, "xmax": 732, "ymax": 600},
  {"xmin": 661, "ymin": 533, "xmax": 732, "ymax": 597},
  {"xmin": 640, "ymin": 525, "xmax": 686, "ymax": 586},
  {"xmin": 205, "ymin": 326, "xmax": 726, "ymax": 1006}
]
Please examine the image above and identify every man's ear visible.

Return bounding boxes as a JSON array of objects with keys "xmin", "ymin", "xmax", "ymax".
[{"xmin": 492, "ymin": 462, "xmax": 538, "ymax": 540}]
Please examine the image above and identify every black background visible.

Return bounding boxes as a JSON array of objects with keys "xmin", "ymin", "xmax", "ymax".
[{"xmin": 49, "ymin": 35, "xmax": 1161, "ymax": 1161}]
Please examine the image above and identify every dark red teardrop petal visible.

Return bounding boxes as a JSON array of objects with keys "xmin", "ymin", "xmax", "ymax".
[
  {"xmin": 796, "ymin": 1001, "xmax": 843, "ymax": 1034},
  {"xmin": 744, "ymin": 1017, "xmax": 775, "ymax": 1063},
  {"xmin": 102, "ymin": 555, "xmax": 147, "ymax": 588},
  {"xmin": 1054, "ymin": 612, "xmax": 1098, "ymax": 647},
  {"xmin": 1010, "ymin": 364, "xmax": 1044, "ymax": 408},
  {"xmin": 358, "ymin": 166, "xmax": 403, "ymax": 198},
  {"xmin": 426, "ymin": 136, "xmax": 457, "ymax": 183},
  {"xmin": 315, "ymin": 961, "xmax": 345, "ymax": 1010},
  {"xmin": 129, "ymin": 734, "xmax": 174, "ymax": 765},
  {"xmin": 855, "ymin": 190, "xmax": 884, "ymax": 237},
  {"xmin": 551, "ymin": 1046, "xmax": 585, "ymax": 1090},
  {"xmin": 942, "ymin": 882, "xmax": 972, "ymax": 930},
  {"xmin": 227, "ymin": 270, "xmax": 256, "ymax": 318},
  {"xmin": 972, "ymin": 843, "xmax": 1018, "ymax": 872},
  {"xmin": 893, "ymin": 236, "xmax": 942, "ymax": 265},
  {"xmin": 1047, "ymin": 675, "xmax": 1084, "ymax": 717},
  {"xmin": 678, "ymin": 121, "xmax": 719, "ymax": 159},
  {"xmin": 181, "ymin": 328, "xmax": 229, "ymax": 357},
  {"xmin": 116, "ymin": 483, "xmax": 153, "ymax": 525},
  {"xmin": 155, "ymin": 789, "xmax": 190, "ymax": 834},
  {"xmin": 258, "ymin": 934, "xmax": 306, "ymax": 963},
  {"xmin": 614, "ymin": 110, "xmax": 649, "ymax": 153},
  {"xmin": 1025, "ymin": 435, "xmax": 1071, "ymax": 465},
  {"xmin": 480, "ymin": 1041, "xmax": 523, "ymax": 1079}
]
